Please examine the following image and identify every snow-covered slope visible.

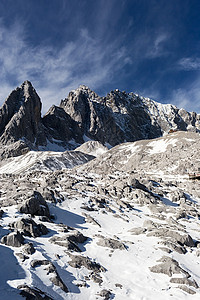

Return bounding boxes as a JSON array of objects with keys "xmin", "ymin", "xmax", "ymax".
[
  {"xmin": 0, "ymin": 131, "xmax": 200, "ymax": 299},
  {"xmin": 75, "ymin": 141, "xmax": 108, "ymax": 157},
  {"xmin": 0, "ymin": 150, "xmax": 94, "ymax": 174}
]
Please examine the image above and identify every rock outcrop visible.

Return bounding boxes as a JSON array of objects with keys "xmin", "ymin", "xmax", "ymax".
[
  {"xmin": 0, "ymin": 81, "xmax": 46, "ymax": 148},
  {"xmin": 19, "ymin": 191, "xmax": 50, "ymax": 217}
]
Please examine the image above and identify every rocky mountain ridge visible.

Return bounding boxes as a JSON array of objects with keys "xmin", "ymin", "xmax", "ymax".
[
  {"xmin": 0, "ymin": 81, "xmax": 200, "ymax": 299},
  {"xmin": 0, "ymin": 81, "xmax": 200, "ymax": 159}
]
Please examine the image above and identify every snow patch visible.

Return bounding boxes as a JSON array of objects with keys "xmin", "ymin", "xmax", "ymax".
[{"xmin": 148, "ymin": 138, "xmax": 177, "ymax": 154}]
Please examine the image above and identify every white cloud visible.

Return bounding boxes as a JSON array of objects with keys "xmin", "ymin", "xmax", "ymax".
[
  {"xmin": 178, "ymin": 57, "xmax": 200, "ymax": 71},
  {"xmin": 170, "ymin": 79, "xmax": 200, "ymax": 113},
  {"xmin": 0, "ymin": 22, "xmax": 131, "ymax": 113},
  {"xmin": 145, "ymin": 32, "xmax": 170, "ymax": 58}
]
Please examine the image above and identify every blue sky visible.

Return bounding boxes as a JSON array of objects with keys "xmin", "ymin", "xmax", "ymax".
[{"xmin": 0, "ymin": 0, "xmax": 200, "ymax": 113}]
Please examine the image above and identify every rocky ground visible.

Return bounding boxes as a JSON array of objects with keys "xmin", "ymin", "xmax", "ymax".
[{"xmin": 0, "ymin": 131, "xmax": 200, "ymax": 299}]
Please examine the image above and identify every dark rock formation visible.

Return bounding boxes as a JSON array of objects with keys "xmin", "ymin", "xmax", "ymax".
[
  {"xmin": 49, "ymin": 230, "xmax": 87, "ymax": 252},
  {"xmin": 31, "ymin": 259, "xmax": 69, "ymax": 293},
  {"xmin": 0, "ymin": 81, "xmax": 46, "ymax": 148},
  {"xmin": 1, "ymin": 231, "xmax": 24, "ymax": 247},
  {"xmin": 23, "ymin": 242, "xmax": 35, "ymax": 255},
  {"xmin": 60, "ymin": 85, "xmax": 200, "ymax": 146},
  {"xmin": 18, "ymin": 284, "xmax": 53, "ymax": 300},
  {"xmin": 0, "ymin": 82, "xmax": 200, "ymax": 158},
  {"xmin": 42, "ymin": 105, "xmax": 83, "ymax": 147},
  {"xmin": 19, "ymin": 191, "xmax": 50, "ymax": 217},
  {"xmin": 99, "ymin": 289, "xmax": 112, "ymax": 299},
  {"xmin": 11, "ymin": 218, "xmax": 48, "ymax": 237},
  {"xmin": 67, "ymin": 252, "xmax": 106, "ymax": 272}
]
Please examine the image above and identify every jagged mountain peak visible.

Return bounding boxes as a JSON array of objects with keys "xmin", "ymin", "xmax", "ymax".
[{"xmin": 0, "ymin": 81, "xmax": 200, "ymax": 159}]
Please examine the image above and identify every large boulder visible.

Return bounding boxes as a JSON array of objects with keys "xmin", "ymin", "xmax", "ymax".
[
  {"xmin": 19, "ymin": 191, "xmax": 50, "ymax": 217},
  {"xmin": 1, "ymin": 231, "xmax": 24, "ymax": 247},
  {"xmin": 10, "ymin": 218, "xmax": 48, "ymax": 237}
]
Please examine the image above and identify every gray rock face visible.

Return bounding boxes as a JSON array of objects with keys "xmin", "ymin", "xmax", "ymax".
[
  {"xmin": 60, "ymin": 85, "xmax": 200, "ymax": 146},
  {"xmin": 67, "ymin": 252, "xmax": 106, "ymax": 272},
  {"xmin": 0, "ymin": 82, "xmax": 200, "ymax": 158},
  {"xmin": 1, "ymin": 231, "xmax": 24, "ymax": 247},
  {"xmin": 0, "ymin": 81, "xmax": 46, "ymax": 147},
  {"xmin": 49, "ymin": 230, "xmax": 87, "ymax": 252},
  {"xmin": 23, "ymin": 242, "xmax": 35, "ymax": 255},
  {"xmin": 150, "ymin": 256, "xmax": 190, "ymax": 277},
  {"xmin": 42, "ymin": 105, "xmax": 83, "ymax": 146},
  {"xmin": 18, "ymin": 284, "xmax": 53, "ymax": 300},
  {"xmin": 19, "ymin": 191, "xmax": 50, "ymax": 217},
  {"xmin": 99, "ymin": 289, "xmax": 112, "ymax": 300},
  {"xmin": 11, "ymin": 218, "xmax": 48, "ymax": 237},
  {"xmin": 96, "ymin": 235, "xmax": 126, "ymax": 250}
]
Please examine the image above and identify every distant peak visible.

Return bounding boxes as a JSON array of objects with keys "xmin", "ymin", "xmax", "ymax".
[
  {"xmin": 78, "ymin": 84, "xmax": 90, "ymax": 90},
  {"xmin": 21, "ymin": 80, "xmax": 33, "ymax": 88}
]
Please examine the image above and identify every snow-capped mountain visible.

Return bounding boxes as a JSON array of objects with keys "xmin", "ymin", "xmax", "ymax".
[
  {"xmin": 0, "ymin": 81, "xmax": 200, "ymax": 159},
  {"xmin": 0, "ymin": 82, "xmax": 200, "ymax": 300}
]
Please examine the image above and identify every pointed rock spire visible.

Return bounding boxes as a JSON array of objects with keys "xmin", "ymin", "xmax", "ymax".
[{"xmin": 0, "ymin": 81, "xmax": 43, "ymax": 145}]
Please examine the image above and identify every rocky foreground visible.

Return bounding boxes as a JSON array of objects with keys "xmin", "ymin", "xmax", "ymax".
[{"xmin": 0, "ymin": 131, "xmax": 200, "ymax": 299}]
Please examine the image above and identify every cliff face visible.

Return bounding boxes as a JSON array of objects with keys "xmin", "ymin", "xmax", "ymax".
[
  {"xmin": 60, "ymin": 85, "xmax": 200, "ymax": 146},
  {"xmin": 0, "ymin": 81, "xmax": 199, "ymax": 158},
  {"xmin": 0, "ymin": 81, "xmax": 45, "ymax": 146}
]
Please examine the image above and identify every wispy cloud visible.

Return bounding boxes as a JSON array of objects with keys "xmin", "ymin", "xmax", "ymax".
[
  {"xmin": 0, "ymin": 21, "xmax": 131, "ymax": 113},
  {"xmin": 146, "ymin": 32, "xmax": 170, "ymax": 58},
  {"xmin": 170, "ymin": 78, "xmax": 200, "ymax": 113},
  {"xmin": 178, "ymin": 57, "xmax": 200, "ymax": 71}
]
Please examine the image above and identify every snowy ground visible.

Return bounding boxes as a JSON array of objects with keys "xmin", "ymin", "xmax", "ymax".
[{"xmin": 0, "ymin": 132, "xmax": 200, "ymax": 299}]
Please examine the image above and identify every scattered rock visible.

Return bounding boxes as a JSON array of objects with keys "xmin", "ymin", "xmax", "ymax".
[
  {"xmin": 84, "ymin": 214, "xmax": 101, "ymax": 227},
  {"xmin": 129, "ymin": 227, "xmax": 146, "ymax": 235},
  {"xmin": 149, "ymin": 256, "xmax": 190, "ymax": 277},
  {"xmin": 11, "ymin": 218, "xmax": 48, "ymax": 237},
  {"xmin": 18, "ymin": 284, "xmax": 53, "ymax": 300},
  {"xmin": 50, "ymin": 273, "xmax": 69, "ymax": 293},
  {"xmin": 1, "ymin": 231, "xmax": 24, "ymax": 247},
  {"xmin": 15, "ymin": 253, "xmax": 29, "ymax": 261},
  {"xmin": 49, "ymin": 234, "xmax": 83, "ymax": 252},
  {"xmin": 31, "ymin": 259, "xmax": 50, "ymax": 268},
  {"xmin": 31, "ymin": 259, "xmax": 69, "ymax": 293},
  {"xmin": 67, "ymin": 252, "xmax": 106, "ymax": 273},
  {"xmin": 177, "ymin": 285, "xmax": 196, "ymax": 295},
  {"xmin": 23, "ymin": 242, "xmax": 35, "ymax": 255},
  {"xmin": 115, "ymin": 283, "xmax": 123, "ymax": 289},
  {"xmin": 170, "ymin": 277, "xmax": 198, "ymax": 288},
  {"xmin": 19, "ymin": 191, "xmax": 50, "ymax": 217},
  {"xmin": 96, "ymin": 235, "xmax": 126, "ymax": 250},
  {"xmin": 99, "ymin": 289, "xmax": 112, "ymax": 299}
]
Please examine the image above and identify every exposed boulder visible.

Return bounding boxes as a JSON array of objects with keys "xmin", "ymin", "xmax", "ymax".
[
  {"xmin": 23, "ymin": 242, "xmax": 35, "ymax": 255},
  {"xmin": 150, "ymin": 256, "xmax": 190, "ymax": 277},
  {"xmin": 99, "ymin": 289, "xmax": 112, "ymax": 299},
  {"xmin": 1, "ymin": 231, "xmax": 24, "ymax": 247},
  {"xmin": 147, "ymin": 229, "xmax": 195, "ymax": 248},
  {"xmin": 19, "ymin": 191, "xmax": 50, "ymax": 217},
  {"xmin": 67, "ymin": 252, "xmax": 106, "ymax": 272},
  {"xmin": 18, "ymin": 284, "xmax": 53, "ymax": 300},
  {"xmin": 96, "ymin": 235, "xmax": 126, "ymax": 250},
  {"xmin": 31, "ymin": 259, "xmax": 68, "ymax": 293},
  {"xmin": 11, "ymin": 218, "xmax": 48, "ymax": 237},
  {"xmin": 170, "ymin": 277, "xmax": 198, "ymax": 288},
  {"xmin": 0, "ymin": 210, "xmax": 4, "ymax": 218},
  {"xmin": 49, "ymin": 230, "xmax": 87, "ymax": 252}
]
